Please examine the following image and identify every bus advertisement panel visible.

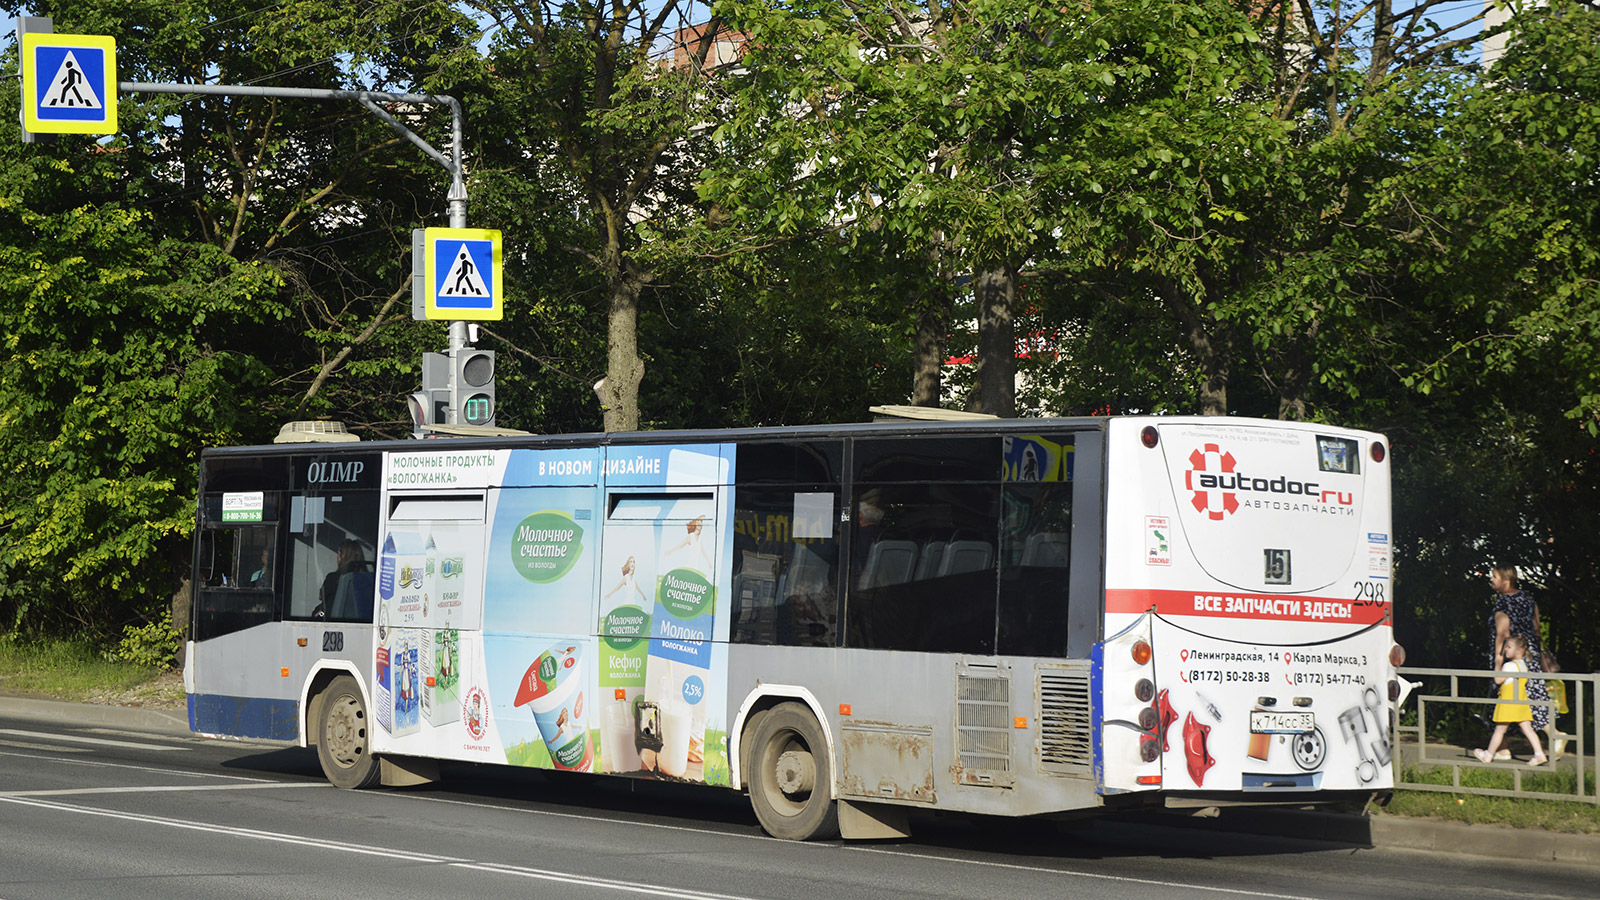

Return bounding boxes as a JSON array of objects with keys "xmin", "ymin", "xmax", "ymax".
[
  {"xmin": 368, "ymin": 443, "xmax": 735, "ymax": 786},
  {"xmin": 1102, "ymin": 420, "xmax": 1394, "ymax": 795}
]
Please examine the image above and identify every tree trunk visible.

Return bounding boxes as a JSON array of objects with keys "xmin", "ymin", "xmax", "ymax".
[
  {"xmin": 595, "ymin": 250, "xmax": 647, "ymax": 432},
  {"xmin": 912, "ymin": 277, "xmax": 950, "ymax": 407},
  {"xmin": 968, "ymin": 264, "xmax": 1017, "ymax": 417},
  {"xmin": 1190, "ymin": 320, "xmax": 1230, "ymax": 416}
]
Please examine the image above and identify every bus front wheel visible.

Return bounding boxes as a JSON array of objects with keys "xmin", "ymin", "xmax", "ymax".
[
  {"xmin": 316, "ymin": 675, "xmax": 381, "ymax": 789},
  {"xmin": 745, "ymin": 702, "xmax": 839, "ymax": 841}
]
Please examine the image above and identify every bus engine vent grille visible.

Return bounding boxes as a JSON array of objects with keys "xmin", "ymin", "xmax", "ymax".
[
  {"xmin": 1037, "ymin": 663, "xmax": 1093, "ymax": 775},
  {"xmin": 955, "ymin": 663, "xmax": 1014, "ymax": 787}
]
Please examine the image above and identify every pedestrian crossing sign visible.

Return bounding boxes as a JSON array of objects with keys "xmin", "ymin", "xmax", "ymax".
[
  {"xmin": 21, "ymin": 34, "xmax": 117, "ymax": 135},
  {"xmin": 422, "ymin": 227, "xmax": 503, "ymax": 321}
]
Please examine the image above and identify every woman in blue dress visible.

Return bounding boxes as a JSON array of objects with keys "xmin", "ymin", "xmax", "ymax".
[{"xmin": 1487, "ymin": 566, "xmax": 1550, "ymax": 740}]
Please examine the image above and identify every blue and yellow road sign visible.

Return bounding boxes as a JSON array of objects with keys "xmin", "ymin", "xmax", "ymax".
[
  {"xmin": 22, "ymin": 34, "xmax": 117, "ymax": 135},
  {"xmin": 422, "ymin": 228, "xmax": 503, "ymax": 321}
]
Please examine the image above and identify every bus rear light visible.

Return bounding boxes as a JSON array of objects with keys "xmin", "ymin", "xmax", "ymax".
[
  {"xmin": 1140, "ymin": 426, "xmax": 1159, "ymax": 449},
  {"xmin": 1389, "ymin": 643, "xmax": 1406, "ymax": 667},
  {"xmin": 1135, "ymin": 678, "xmax": 1155, "ymax": 703},
  {"xmin": 1139, "ymin": 737, "xmax": 1160, "ymax": 763},
  {"xmin": 1131, "ymin": 640, "xmax": 1152, "ymax": 665},
  {"xmin": 1136, "ymin": 775, "xmax": 1162, "ymax": 785},
  {"xmin": 1138, "ymin": 707, "xmax": 1159, "ymax": 732},
  {"xmin": 1388, "ymin": 680, "xmax": 1401, "ymax": 702},
  {"xmin": 1370, "ymin": 441, "xmax": 1386, "ymax": 463}
]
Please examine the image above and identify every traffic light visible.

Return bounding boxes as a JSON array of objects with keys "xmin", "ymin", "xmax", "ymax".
[
  {"xmin": 408, "ymin": 352, "xmax": 451, "ymax": 437},
  {"xmin": 452, "ymin": 348, "xmax": 495, "ymax": 427}
]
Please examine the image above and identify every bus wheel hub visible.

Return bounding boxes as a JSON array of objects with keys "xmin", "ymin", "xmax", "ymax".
[{"xmin": 775, "ymin": 749, "xmax": 815, "ymax": 795}]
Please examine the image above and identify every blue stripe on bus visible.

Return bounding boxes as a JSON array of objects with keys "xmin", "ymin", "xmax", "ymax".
[
  {"xmin": 1090, "ymin": 641, "xmax": 1105, "ymax": 792},
  {"xmin": 188, "ymin": 693, "xmax": 299, "ymax": 742}
]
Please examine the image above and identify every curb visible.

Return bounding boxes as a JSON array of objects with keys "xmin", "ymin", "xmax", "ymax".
[
  {"xmin": 1369, "ymin": 814, "xmax": 1600, "ymax": 867},
  {"xmin": 0, "ymin": 696, "xmax": 190, "ymax": 735}
]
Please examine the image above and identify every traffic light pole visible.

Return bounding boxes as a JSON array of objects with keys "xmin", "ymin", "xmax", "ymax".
[{"xmin": 118, "ymin": 80, "xmax": 477, "ymax": 430}]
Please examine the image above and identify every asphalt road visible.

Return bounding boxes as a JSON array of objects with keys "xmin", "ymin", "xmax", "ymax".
[{"xmin": 0, "ymin": 707, "xmax": 1595, "ymax": 900}]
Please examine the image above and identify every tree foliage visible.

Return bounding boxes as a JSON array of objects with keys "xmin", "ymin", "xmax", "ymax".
[{"xmin": 0, "ymin": 0, "xmax": 1596, "ymax": 680}]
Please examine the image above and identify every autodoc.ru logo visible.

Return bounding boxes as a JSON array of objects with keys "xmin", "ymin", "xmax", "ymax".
[{"xmin": 1185, "ymin": 444, "xmax": 1346, "ymax": 520}]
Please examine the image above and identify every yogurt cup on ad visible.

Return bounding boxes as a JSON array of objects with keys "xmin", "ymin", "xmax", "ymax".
[{"xmin": 513, "ymin": 643, "xmax": 593, "ymax": 771}]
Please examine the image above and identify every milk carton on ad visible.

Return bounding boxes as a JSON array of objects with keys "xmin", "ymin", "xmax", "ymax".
[
  {"xmin": 378, "ymin": 532, "xmax": 431, "ymax": 629},
  {"xmin": 390, "ymin": 628, "xmax": 421, "ymax": 737},
  {"xmin": 375, "ymin": 642, "xmax": 395, "ymax": 734},
  {"xmin": 647, "ymin": 560, "xmax": 715, "ymax": 780},
  {"xmin": 420, "ymin": 628, "xmax": 463, "ymax": 727}
]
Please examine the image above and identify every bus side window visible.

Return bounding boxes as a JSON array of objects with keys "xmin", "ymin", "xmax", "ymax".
[
  {"xmin": 998, "ymin": 482, "xmax": 1072, "ymax": 657},
  {"xmin": 730, "ymin": 440, "xmax": 843, "ymax": 647},
  {"xmin": 283, "ymin": 491, "xmax": 381, "ymax": 621},
  {"xmin": 731, "ymin": 487, "xmax": 840, "ymax": 647},
  {"xmin": 194, "ymin": 523, "xmax": 277, "ymax": 640}
]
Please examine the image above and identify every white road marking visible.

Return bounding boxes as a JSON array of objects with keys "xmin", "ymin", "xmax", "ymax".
[
  {"xmin": 458, "ymin": 862, "xmax": 768, "ymax": 899},
  {"xmin": 0, "ymin": 795, "xmax": 464, "ymax": 863},
  {"xmin": 1, "ymin": 782, "xmax": 326, "ymax": 798},
  {"xmin": 0, "ymin": 795, "xmax": 772, "ymax": 899},
  {"xmin": 0, "ymin": 739, "xmax": 92, "ymax": 753},
  {"xmin": 0, "ymin": 748, "xmax": 289, "ymax": 781},
  {"xmin": 0, "ymin": 729, "xmax": 182, "ymax": 751}
]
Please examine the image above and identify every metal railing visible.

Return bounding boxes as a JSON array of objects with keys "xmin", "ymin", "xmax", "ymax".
[{"xmin": 1394, "ymin": 666, "xmax": 1596, "ymax": 803}]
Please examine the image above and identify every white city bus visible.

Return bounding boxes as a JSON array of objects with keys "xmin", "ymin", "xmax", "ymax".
[{"xmin": 186, "ymin": 415, "xmax": 1400, "ymax": 839}]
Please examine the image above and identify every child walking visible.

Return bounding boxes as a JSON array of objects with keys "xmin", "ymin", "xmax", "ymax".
[{"xmin": 1475, "ymin": 634, "xmax": 1548, "ymax": 766}]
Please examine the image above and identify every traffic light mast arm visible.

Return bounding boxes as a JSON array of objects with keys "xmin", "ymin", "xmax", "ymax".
[
  {"xmin": 118, "ymin": 80, "xmax": 476, "ymax": 430},
  {"xmin": 118, "ymin": 81, "xmax": 466, "ymax": 229}
]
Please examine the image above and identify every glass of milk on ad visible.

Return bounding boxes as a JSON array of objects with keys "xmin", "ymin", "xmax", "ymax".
[{"xmin": 513, "ymin": 643, "xmax": 593, "ymax": 772}]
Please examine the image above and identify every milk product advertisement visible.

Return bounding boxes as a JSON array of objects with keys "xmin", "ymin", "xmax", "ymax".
[
  {"xmin": 1102, "ymin": 420, "xmax": 1394, "ymax": 794},
  {"xmin": 369, "ymin": 445, "xmax": 733, "ymax": 782}
]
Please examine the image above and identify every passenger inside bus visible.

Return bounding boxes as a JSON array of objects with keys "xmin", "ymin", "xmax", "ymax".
[{"xmin": 318, "ymin": 539, "xmax": 374, "ymax": 620}]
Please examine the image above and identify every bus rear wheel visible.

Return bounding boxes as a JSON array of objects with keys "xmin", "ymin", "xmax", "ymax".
[
  {"xmin": 316, "ymin": 675, "xmax": 381, "ymax": 789},
  {"xmin": 745, "ymin": 702, "xmax": 839, "ymax": 841}
]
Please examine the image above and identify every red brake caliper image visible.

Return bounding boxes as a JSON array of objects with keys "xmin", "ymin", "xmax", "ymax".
[
  {"xmin": 1183, "ymin": 711, "xmax": 1216, "ymax": 786},
  {"xmin": 1157, "ymin": 689, "xmax": 1179, "ymax": 751}
]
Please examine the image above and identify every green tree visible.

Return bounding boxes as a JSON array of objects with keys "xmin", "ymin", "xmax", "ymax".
[
  {"xmin": 456, "ymin": 0, "xmax": 729, "ymax": 432},
  {"xmin": 704, "ymin": 0, "xmax": 1282, "ymax": 415},
  {"xmin": 0, "ymin": 0, "xmax": 471, "ymax": 642}
]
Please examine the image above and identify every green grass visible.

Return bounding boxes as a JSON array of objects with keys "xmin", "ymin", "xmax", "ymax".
[
  {"xmin": 1373, "ymin": 765, "xmax": 1600, "ymax": 834},
  {"xmin": 0, "ymin": 636, "xmax": 182, "ymax": 707}
]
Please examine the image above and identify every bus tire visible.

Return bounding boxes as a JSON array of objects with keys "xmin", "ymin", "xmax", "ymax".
[
  {"xmin": 316, "ymin": 675, "xmax": 381, "ymax": 789},
  {"xmin": 745, "ymin": 701, "xmax": 839, "ymax": 841}
]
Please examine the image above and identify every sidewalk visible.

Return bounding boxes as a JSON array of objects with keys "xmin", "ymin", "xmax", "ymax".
[{"xmin": 3, "ymin": 695, "xmax": 1599, "ymax": 866}]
